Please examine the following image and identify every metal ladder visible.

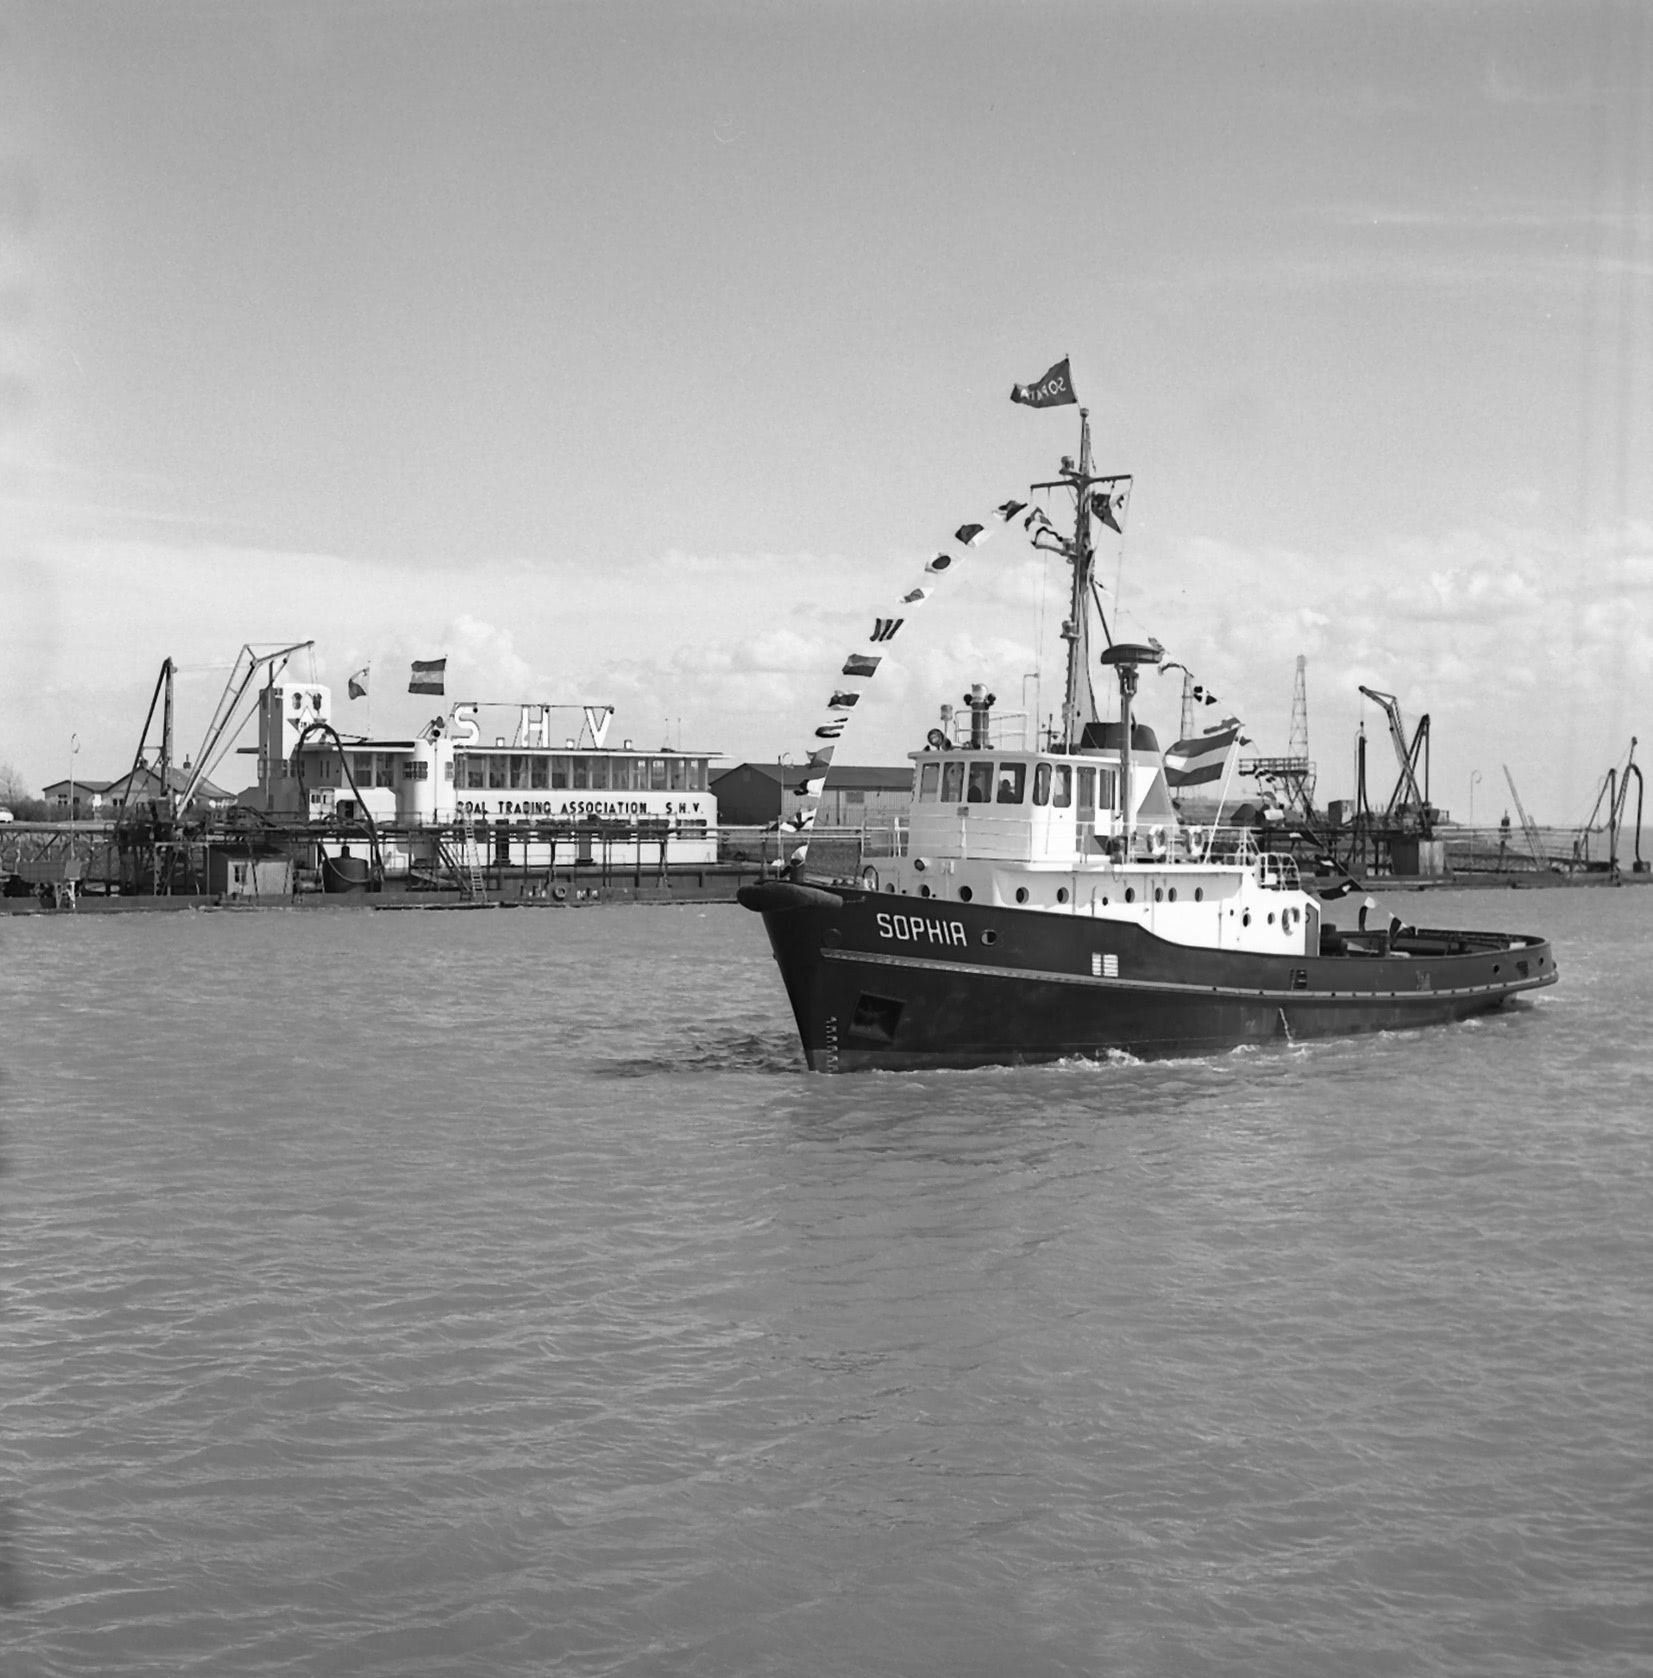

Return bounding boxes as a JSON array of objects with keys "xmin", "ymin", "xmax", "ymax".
[{"xmin": 459, "ymin": 830, "xmax": 485, "ymax": 899}]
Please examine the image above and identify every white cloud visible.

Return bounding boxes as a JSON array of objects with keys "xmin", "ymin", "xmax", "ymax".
[{"xmin": 6, "ymin": 515, "xmax": 1649, "ymax": 820}]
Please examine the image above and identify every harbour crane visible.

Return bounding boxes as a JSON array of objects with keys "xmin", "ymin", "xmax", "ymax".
[
  {"xmin": 1501, "ymin": 765, "xmax": 1548, "ymax": 868},
  {"xmin": 115, "ymin": 641, "xmax": 313, "ymax": 895},
  {"xmin": 178, "ymin": 641, "xmax": 315, "ymax": 813},
  {"xmin": 1357, "ymin": 686, "xmax": 1432, "ymax": 832},
  {"xmin": 1578, "ymin": 738, "xmax": 1645, "ymax": 874}
]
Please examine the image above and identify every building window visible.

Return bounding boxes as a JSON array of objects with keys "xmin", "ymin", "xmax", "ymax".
[
  {"xmin": 402, "ymin": 760, "xmax": 429, "ymax": 781},
  {"xmin": 530, "ymin": 757, "xmax": 549, "ymax": 790},
  {"xmin": 488, "ymin": 756, "xmax": 507, "ymax": 789},
  {"xmin": 650, "ymin": 759, "xmax": 668, "ymax": 791},
  {"xmin": 588, "ymin": 757, "xmax": 610, "ymax": 791}
]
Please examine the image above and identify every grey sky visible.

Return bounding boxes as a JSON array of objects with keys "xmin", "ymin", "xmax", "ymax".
[{"xmin": 2, "ymin": 0, "xmax": 1649, "ymax": 821}]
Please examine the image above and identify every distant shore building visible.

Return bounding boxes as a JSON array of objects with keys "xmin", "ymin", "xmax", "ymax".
[
  {"xmin": 711, "ymin": 762, "xmax": 914, "ymax": 829},
  {"xmin": 41, "ymin": 764, "xmax": 236, "ymax": 820}
]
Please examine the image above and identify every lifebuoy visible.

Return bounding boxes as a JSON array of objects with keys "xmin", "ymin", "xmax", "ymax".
[{"xmin": 552, "ymin": 884, "xmax": 568, "ymax": 902}]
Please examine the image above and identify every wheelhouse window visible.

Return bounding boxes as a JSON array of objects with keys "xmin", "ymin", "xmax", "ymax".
[
  {"xmin": 996, "ymin": 763, "xmax": 1025, "ymax": 804},
  {"xmin": 966, "ymin": 762, "xmax": 993, "ymax": 803},
  {"xmin": 919, "ymin": 762, "xmax": 940, "ymax": 799},
  {"xmin": 941, "ymin": 761, "xmax": 964, "ymax": 802},
  {"xmin": 1052, "ymin": 764, "xmax": 1072, "ymax": 808},
  {"xmin": 1033, "ymin": 762, "xmax": 1051, "ymax": 806},
  {"xmin": 551, "ymin": 756, "xmax": 570, "ymax": 789}
]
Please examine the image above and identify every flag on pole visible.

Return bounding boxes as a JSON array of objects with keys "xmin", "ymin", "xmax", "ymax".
[
  {"xmin": 1164, "ymin": 720, "xmax": 1242, "ymax": 788},
  {"xmin": 409, "ymin": 657, "xmax": 447, "ymax": 695},
  {"xmin": 1091, "ymin": 482, "xmax": 1131, "ymax": 533},
  {"xmin": 347, "ymin": 667, "xmax": 369, "ymax": 700},
  {"xmin": 1010, "ymin": 357, "xmax": 1077, "ymax": 408}
]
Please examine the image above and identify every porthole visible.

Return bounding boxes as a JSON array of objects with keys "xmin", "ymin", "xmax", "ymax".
[
  {"xmin": 886, "ymin": 881, "xmax": 897, "ymax": 892},
  {"xmin": 958, "ymin": 885, "xmax": 973, "ymax": 903},
  {"xmin": 1267, "ymin": 911, "xmax": 1275, "ymax": 925},
  {"xmin": 1168, "ymin": 888, "xmax": 1177, "ymax": 902},
  {"xmin": 1015, "ymin": 887, "xmax": 1029, "ymax": 904},
  {"xmin": 1101, "ymin": 896, "xmax": 1109, "ymax": 906},
  {"xmin": 1242, "ymin": 910, "xmax": 1251, "ymax": 927},
  {"xmin": 920, "ymin": 884, "xmax": 932, "ymax": 898},
  {"xmin": 981, "ymin": 929, "xmax": 998, "ymax": 947},
  {"xmin": 1492, "ymin": 963, "xmax": 1501, "ymax": 974},
  {"xmin": 1154, "ymin": 887, "xmax": 1164, "ymax": 903},
  {"xmin": 1194, "ymin": 888, "xmax": 1204, "ymax": 902},
  {"xmin": 1124, "ymin": 888, "xmax": 1135, "ymax": 903},
  {"xmin": 1056, "ymin": 887, "xmax": 1069, "ymax": 904}
]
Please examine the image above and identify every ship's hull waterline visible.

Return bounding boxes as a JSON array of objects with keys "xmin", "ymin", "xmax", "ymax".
[{"xmin": 741, "ymin": 881, "xmax": 1558, "ymax": 1072}]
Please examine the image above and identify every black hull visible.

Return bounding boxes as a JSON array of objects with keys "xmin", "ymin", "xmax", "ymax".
[{"xmin": 739, "ymin": 881, "xmax": 1558, "ymax": 1072}]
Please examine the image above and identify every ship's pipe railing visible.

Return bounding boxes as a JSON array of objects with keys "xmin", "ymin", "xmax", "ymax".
[{"xmin": 856, "ymin": 818, "xmax": 1311, "ymax": 878}]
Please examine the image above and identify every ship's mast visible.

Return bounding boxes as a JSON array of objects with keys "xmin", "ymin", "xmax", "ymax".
[
  {"xmin": 1060, "ymin": 410, "xmax": 1095, "ymax": 751},
  {"xmin": 1033, "ymin": 407, "xmax": 1126, "ymax": 751}
]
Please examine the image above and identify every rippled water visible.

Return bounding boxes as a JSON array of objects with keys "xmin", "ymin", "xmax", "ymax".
[{"xmin": 2, "ymin": 890, "xmax": 1649, "ymax": 1675}]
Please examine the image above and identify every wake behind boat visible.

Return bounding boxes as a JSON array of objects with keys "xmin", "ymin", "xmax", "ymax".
[{"xmin": 741, "ymin": 395, "xmax": 1558, "ymax": 1072}]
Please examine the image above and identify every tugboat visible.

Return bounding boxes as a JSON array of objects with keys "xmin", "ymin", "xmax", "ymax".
[{"xmin": 740, "ymin": 408, "xmax": 1559, "ymax": 1071}]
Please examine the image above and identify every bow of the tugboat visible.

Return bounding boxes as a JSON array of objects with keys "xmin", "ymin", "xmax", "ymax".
[{"xmin": 737, "ymin": 879, "xmax": 846, "ymax": 1070}]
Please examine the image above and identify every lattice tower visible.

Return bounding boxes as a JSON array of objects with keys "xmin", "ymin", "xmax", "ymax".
[{"xmin": 1289, "ymin": 654, "xmax": 1309, "ymax": 762}]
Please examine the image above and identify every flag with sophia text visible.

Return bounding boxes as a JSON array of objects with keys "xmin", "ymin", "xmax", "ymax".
[{"xmin": 1010, "ymin": 357, "xmax": 1077, "ymax": 408}]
